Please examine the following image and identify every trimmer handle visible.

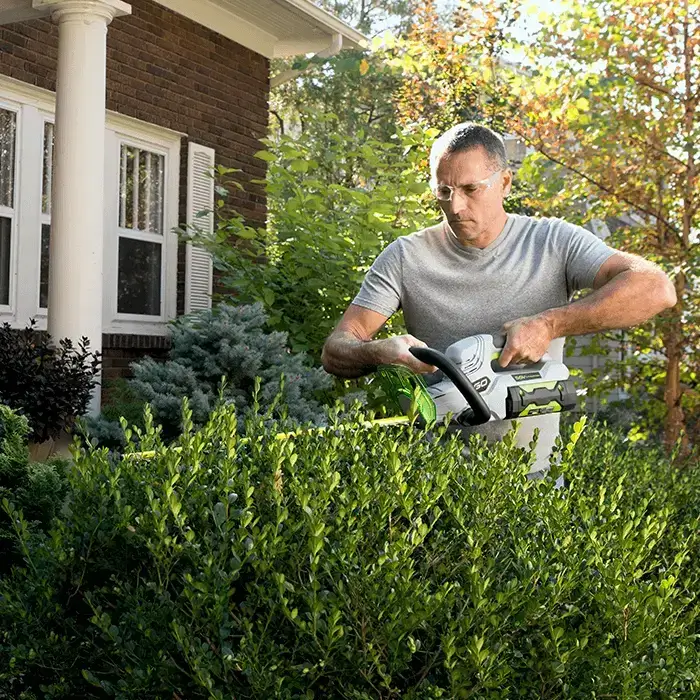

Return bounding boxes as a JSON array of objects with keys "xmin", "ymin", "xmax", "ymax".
[
  {"xmin": 491, "ymin": 332, "xmax": 508, "ymax": 349},
  {"xmin": 409, "ymin": 347, "xmax": 491, "ymax": 426},
  {"xmin": 491, "ymin": 333, "xmax": 551, "ymax": 370}
]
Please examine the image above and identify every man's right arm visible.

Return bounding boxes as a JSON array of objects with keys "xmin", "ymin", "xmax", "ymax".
[{"xmin": 321, "ymin": 304, "xmax": 436, "ymax": 378}]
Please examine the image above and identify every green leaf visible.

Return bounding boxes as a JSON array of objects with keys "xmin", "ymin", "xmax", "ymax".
[
  {"xmin": 290, "ymin": 159, "xmax": 309, "ymax": 173},
  {"xmin": 254, "ymin": 150, "xmax": 277, "ymax": 162}
]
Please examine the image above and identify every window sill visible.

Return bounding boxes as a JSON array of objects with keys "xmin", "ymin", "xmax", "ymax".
[{"xmin": 106, "ymin": 318, "xmax": 172, "ymax": 337}]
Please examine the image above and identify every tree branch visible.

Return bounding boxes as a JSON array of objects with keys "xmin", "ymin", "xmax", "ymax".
[
  {"xmin": 520, "ymin": 134, "xmax": 682, "ymax": 237},
  {"xmin": 627, "ymin": 133, "xmax": 688, "ymax": 171},
  {"xmin": 270, "ymin": 110, "xmax": 285, "ymax": 136},
  {"xmin": 616, "ymin": 64, "xmax": 677, "ymax": 100}
]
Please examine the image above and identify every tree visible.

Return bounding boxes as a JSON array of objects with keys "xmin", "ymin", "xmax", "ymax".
[
  {"xmin": 385, "ymin": 0, "xmax": 538, "ymax": 212},
  {"xmin": 270, "ymin": 50, "xmax": 402, "ymax": 147},
  {"xmin": 314, "ymin": 0, "xmax": 418, "ymax": 34},
  {"xmin": 269, "ymin": 0, "xmax": 417, "ymax": 142},
  {"xmin": 496, "ymin": 0, "xmax": 699, "ymax": 448}
]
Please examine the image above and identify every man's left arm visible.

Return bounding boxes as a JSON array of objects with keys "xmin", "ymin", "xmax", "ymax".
[{"xmin": 498, "ymin": 252, "xmax": 677, "ymax": 367}]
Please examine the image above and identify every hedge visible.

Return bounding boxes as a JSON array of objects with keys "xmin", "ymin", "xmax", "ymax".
[{"xmin": 1, "ymin": 403, "xmax": 698, "ymax": 699}]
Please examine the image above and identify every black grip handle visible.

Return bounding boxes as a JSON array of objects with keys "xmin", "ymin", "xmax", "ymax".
[{"xmin": 409, "ymin": 347, "xmax": 491, "ymax": 426}]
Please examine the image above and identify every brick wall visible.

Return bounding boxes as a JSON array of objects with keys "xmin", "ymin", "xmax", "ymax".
[
  {"xmin": 0, "ymin": 0, "xmax": 270, "ymax": 388},
  {"xmin": 101, "ymin": 333, "xmax": 171, "ymax": 384}
]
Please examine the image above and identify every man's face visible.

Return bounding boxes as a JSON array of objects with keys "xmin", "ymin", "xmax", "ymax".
[{"xmin": 434, "ymin": 146, "xmax": 511, "ymax": 243}]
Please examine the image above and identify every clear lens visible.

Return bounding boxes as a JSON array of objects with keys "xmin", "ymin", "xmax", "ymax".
[{"xmin": 434, "ymin": 185, "xmax": 452, "ymax": 201}]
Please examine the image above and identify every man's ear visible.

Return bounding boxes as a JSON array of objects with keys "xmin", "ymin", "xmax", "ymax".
[{"xmin": 502, "ymin": 169, "xmax": 513, "ymax": 197}]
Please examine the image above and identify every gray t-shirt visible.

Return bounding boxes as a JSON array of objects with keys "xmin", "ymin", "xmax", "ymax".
[{"xmin": 352, "ymin": 213, "xmax": 616, "ymax": 472}]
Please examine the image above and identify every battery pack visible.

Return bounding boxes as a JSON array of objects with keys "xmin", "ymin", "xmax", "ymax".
[{"xmin": 505, "ymin": 380, "xmax": 577, "ymax": 418}]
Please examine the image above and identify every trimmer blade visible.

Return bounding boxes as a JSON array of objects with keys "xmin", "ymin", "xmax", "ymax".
[{"xmin": 375, "ymin": 364, "xmax": 437, "ymax": 424}]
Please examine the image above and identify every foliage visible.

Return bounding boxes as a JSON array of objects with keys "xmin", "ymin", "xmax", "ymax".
[
  {"xmin": 257, "ymin": 2, "xmax": 539, "ymax": 367},
  {"xmin": 566, "ymin": 322, "xmax": 696, "ymax": 445},
  {"xmin": 0, "ymin": 405, "xmax": 68, "ymax": 576},
  {"xmin": 83, "ymin": 379, "xmax": 148, "ymax": 451},
  {"xmin": 383, "ymin": 2, "xmax": 542, "ymax": 210},
  {"xmin": 192, "ymin": 126, "xmax": 439, "ymax": 358},
  {"xmin": 387, "ymin": 1, "xmax": 482, "ymax": 131},
  {"xmin": 87, "ymin": 304, "xmax": 333, "ymax": 445},
  {"xmin": 496, "ymin": 0, "xmax": 699, "ymax": 447},
  {"xmin": 269, "ymin": 0, "xmax": 417, "ymax": 146},
  {"xmin": 313, "ymin": 0, "xmax": 417, "ymax": 34},
  {"xmin": 1, "ymin": 405, "xmax": 699, "ymax": 698},
  {"xmin": 0, "ymin": 322, "xmax": 101, "ymax": 444},
  {"xmin": 271, "ymin": 49, "xmax": 404, "ymax": 145}
]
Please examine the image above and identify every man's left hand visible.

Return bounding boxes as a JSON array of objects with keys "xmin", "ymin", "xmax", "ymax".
[{"xmin": 498, "ymin": 315, "xmax": 555, "ymax": 367}]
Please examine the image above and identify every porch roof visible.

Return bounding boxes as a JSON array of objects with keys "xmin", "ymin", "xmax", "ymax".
[{"xmin": 0, "ymin": 0, "xmax": 367, "ymax": 58}]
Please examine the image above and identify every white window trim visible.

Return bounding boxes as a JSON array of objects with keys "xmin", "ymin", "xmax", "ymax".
[
  {"xmin": 104, "ymin": 126, "xmax": 180, "ymax": 336},
  {"xmin": 36, "ymin": 115, "xmax": 54, "ymax": 315},
  {"xmin": 0, "ymin": 98, "xmax": 21, "ymax": 319},
  {"xmin": 0, "ymin": 75, "xmax": 183, "ymax": 336}
]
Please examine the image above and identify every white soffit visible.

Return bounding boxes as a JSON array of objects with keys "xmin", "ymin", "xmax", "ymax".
[
  {"xmin": 0, "ymin": 0, "xmax": 47, "ymax": 24},
  {"xmin": 153, "ymin": 0, "xmax": 366, "ymax": 58}
]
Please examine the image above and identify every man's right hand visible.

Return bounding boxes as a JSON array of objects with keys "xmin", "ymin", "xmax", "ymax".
[
  {"xmin": 322, "ymin": 305, "xmax": 437, "ymax": 378},
  {"xmin": 374, "ymin": 335, "xmax": 437, "ymax": 374}
]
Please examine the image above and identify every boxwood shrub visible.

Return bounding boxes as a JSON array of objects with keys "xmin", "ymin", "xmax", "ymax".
[
  {"xmin": 1, "ymin": 404, "xmax": 698, "ymax": 699},
  {"xmin": 0, "ymin": 405, "xmax": 68, "ymax": 577}
]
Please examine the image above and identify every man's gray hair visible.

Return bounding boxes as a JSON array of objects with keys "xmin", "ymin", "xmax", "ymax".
[{"xmin": 429, "ymin": 123, "xmax": 508, "ymax": 187}]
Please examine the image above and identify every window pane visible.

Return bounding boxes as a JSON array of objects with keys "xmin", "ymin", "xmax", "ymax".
[
  {"xmin": 0, "ymin": 217, "xmax": 11, "ymax": 305},
  {"xmin": 0, "ymin": 109, "xmax": 16, "ymax": 209},
  {"xmin": 42, "ymin": 122, "xmax": 54, "ymax": 215},
  {"xmin": 119, "ymin": 145, "xmax": 164, "ymax": 234},
  {"xmin": 118, "ymin": 238, "xmax": 161, "ymax": 315},
  {"xmin": 119, "ymin": 145, "xmax": 131, "ymax": 229},
  {"xmin": 40, "ymin": 223, "xmax": 50, "ymax": 308}
]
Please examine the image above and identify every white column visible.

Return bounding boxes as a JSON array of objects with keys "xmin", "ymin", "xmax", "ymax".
[{"xmin": 39, "ymin": 0, "xmax": 131, "ymax": 412}]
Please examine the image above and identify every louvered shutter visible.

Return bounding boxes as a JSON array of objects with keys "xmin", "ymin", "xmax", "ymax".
[{"xmin": 184, "ymin": 142, "xmax": 215, "ymax": 313}]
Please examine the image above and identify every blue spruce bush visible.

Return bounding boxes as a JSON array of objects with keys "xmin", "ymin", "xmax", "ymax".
[{"xmin": 89, "ymin": 303, "xmax": 333, "ymax": 444}]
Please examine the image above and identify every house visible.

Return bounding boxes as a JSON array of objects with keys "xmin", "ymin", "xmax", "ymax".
[{"xmin": 0, "ymin": 0, "xmax": 364, "ymax": 409}]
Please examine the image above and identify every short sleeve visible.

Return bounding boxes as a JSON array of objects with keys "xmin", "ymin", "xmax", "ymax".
[
  {"xmin": 563, "ymin": 222, "xmax": 617, "ymax": 294},
  {"xmin": 352, "ymin": 239, "xmax": 403, "ymax": 318}
]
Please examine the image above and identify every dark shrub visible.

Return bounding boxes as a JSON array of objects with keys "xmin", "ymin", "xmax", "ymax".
[{"xmin": 0, "ymin": 322, "xmax": 100, "ymax": 443}]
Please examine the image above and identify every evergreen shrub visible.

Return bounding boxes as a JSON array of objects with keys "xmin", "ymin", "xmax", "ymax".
[
  {"xmin": 86, "ymin": 303, "xmax": 333, "ymax": 446},
  {"xmin": 1, "ymin": 405, "xmax": 698, "ymax": 699}
]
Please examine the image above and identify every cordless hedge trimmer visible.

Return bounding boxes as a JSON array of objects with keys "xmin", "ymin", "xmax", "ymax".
[{"xmin": 378, "ymin": 333, "xmax": 577, "ymax": 426}]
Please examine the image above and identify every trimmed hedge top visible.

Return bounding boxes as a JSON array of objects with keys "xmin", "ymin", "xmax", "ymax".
[{"xmin": 1, "ymin": 404, "xmax": 699, "ymax": 699}]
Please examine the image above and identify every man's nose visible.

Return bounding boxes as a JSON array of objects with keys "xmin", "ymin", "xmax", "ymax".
[{"xmin": 446, "ymin": 190, "xmax": 470, "ymax": 214}]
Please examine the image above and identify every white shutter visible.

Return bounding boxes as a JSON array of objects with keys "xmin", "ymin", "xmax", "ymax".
[{"xmin": 185, "ymin": 142, "xmax": 215, "ymax": 313}]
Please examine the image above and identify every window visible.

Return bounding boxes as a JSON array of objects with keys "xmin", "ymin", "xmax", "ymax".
[
  {"xmin": 39, "ymin": 120, "xmax": 53, "ymax": 309},
  {"xmin": 0, "ymin": 107, "xmax": 16, "ymax": 307},
  {"xmin": 117, "ymin": 144, "xmax": 165, "ymax": 317},
  {"xmin": 0, "ymin": 78, "xmax": 181, "ymax": 333}
]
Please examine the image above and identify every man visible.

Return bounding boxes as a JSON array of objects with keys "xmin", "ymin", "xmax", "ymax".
[{"xmin": 321, "ymin": 123, "xmax": 676, "ymax": 475}]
